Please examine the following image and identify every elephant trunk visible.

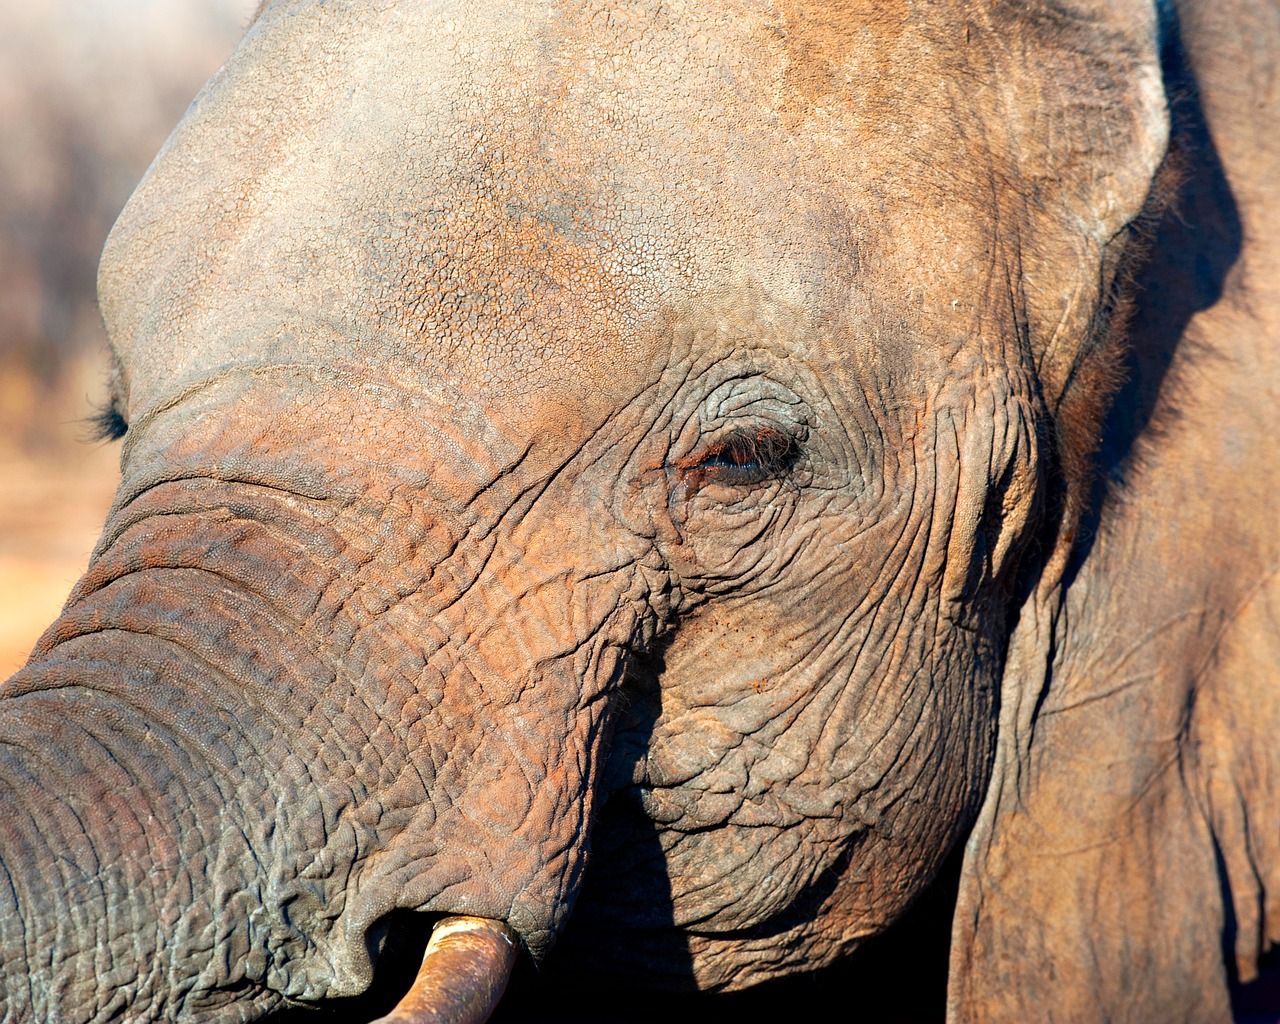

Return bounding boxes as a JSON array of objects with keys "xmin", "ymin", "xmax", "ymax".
[
  {"xmin": 0, "ymin": 672, "xmax": 196, "ymax": 1022},
  {"xmin": 0, "ymin": 382, "xmax": 657, "ymax": 1018},
  {"xmin": 0, "ymin": 503, "xmax": 352, "ymax": 1020},
  {"xmin": 0, "ymin": 724, "xmax": 516, "ymax": 1023}
]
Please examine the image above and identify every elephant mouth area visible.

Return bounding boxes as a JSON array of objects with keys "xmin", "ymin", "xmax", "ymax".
[
  {"xmin": 253, "ymin": 912, "xmax": 519, "ymax": 1024},
  {"xmin": 558, "ymin": 799, "xmax": 876, "ymax": 976}
]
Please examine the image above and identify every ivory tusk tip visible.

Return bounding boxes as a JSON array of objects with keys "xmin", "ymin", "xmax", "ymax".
[{"xmin": 369, "ymin": 916, "xmax": 520, "ymax": 1024}]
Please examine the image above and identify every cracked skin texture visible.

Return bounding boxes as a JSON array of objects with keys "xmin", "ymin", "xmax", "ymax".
[{"xmin": 0, "ymin": 0, "xmax": 1276, "ymax": 1021}]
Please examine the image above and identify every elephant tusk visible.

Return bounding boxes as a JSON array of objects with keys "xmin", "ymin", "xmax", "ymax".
[{"xmin": 369, "ymin": 916, "xmax": 519, "ymax": 1024}]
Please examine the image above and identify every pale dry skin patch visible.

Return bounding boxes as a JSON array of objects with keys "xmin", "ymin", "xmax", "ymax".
[{"xmin": 0, "ymin": 357, "xmax": 119, "ymax": 676}]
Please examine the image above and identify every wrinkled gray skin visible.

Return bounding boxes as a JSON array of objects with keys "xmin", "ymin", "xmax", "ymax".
[{"xmin": 2, "ymin": 0, "xmax": 1277, "ymax": 1021}]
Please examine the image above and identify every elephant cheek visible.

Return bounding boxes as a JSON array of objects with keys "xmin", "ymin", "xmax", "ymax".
[{"xmin": 559, "ymin": 586, "xmax": 999, "ymax": 988}]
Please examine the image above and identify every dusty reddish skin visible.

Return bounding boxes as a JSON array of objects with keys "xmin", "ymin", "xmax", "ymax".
[{"xmin": 0, "ymin": 0, "xmax": 1275, "ymax": 1022}]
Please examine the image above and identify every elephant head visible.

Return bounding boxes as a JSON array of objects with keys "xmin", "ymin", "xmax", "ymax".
[{"xmin": 6, "ymin": 0, "xmax": 1276, "ymax": 1020}]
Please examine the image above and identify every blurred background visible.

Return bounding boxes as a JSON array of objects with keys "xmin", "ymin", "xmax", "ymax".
[{"xmin": 0, "ymin": 0, "xmax": 257, "ymax": 673}]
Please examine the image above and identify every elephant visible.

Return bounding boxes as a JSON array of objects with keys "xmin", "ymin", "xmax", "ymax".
[{"xmin": 3, "ymin": 0, "xmax": 1278, "ymax": 1020}]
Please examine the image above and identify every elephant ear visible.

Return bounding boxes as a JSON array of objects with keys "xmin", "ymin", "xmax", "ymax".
[
  {"xmin": 985, "ymin": 0, "xmax": 1170, "ymax": 499},
  {"xmin": 945, "ymin": 2, "xmax": 1222, "ymax": 1021}
]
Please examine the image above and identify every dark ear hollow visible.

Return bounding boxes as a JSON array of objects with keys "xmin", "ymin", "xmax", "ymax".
[
  {"xmin": 981, "ymin": 0, "xmax": 1173, "ymax": 537},
  {"xmin": 1040, "ymin": 146, "xmax": 1185, "ymax": 537}
]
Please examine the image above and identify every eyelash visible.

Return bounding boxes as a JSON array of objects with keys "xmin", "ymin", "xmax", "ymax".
[
  {"xmin": 87, "ymin": 400, "xmax": 128, "ymax": 442},
  {"xmin": 677, "ymin": 426, "xmax": 801, "ymax": 492}
]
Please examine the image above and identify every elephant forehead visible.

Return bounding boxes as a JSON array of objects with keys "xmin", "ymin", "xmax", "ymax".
[
  {"xmin": 338, "ymin": 0, "xmax": 999, "ymax": 353},
  {"xmin": 100, "ymin": 0, "xmax": 1006, "ymax": 412}
]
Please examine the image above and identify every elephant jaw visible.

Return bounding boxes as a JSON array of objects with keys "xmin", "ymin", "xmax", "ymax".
[{"xmin": 372, "ymin": 917, "xmax": 518, "ymax": 1024}]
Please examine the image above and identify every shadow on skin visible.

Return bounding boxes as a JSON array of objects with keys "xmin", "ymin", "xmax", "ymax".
[
  {"xmin": 258, "ymin": 910, "xmax": 434, "ymax": 1023},
  {"xmin": 496, "ymin": 624, "xmax": 957, "ymax": 1022},
  {"xmin": 489, "ymin": 849, "xmax": 959, "ymax": 1024}
]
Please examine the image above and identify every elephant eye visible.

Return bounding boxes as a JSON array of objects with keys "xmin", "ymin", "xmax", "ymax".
[{"xmin": 678, "ymin": 425, "xmax": 801, "ymax": 492}]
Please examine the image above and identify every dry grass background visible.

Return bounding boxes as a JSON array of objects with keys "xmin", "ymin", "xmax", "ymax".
[
  {"xmin": 0, "ymin": 358, "xmax": 121, "ymax": 674},
  {"xmin": 0, "ymin": 0, "xmax": 255, "ymax": 673}
]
